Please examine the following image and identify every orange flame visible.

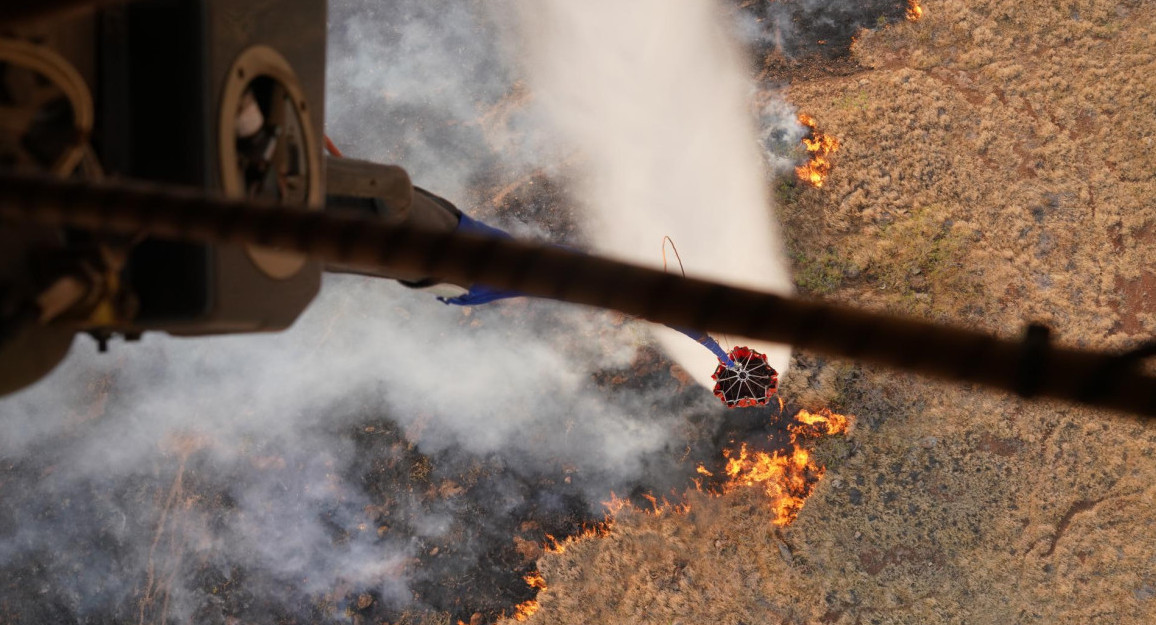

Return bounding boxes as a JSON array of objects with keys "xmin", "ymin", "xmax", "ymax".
[
  {"xmin": 700, "ymin": 408, "xmax": 852, "ymax": 526},
  {"xmin": 511, "ymin": 599, "xmax": 539, "ymax": 622},
  {"xmin": 906, "ymin": 0, "xmax": 924, "ymax": 21},
  {"xmin": 721, "ymin": 443, "xmax": 814, "ymax": 525},
  {"xmin": 517, "ymin": 407, "xmax": 849, "ymax": 625},
  {"xmin": 543, "ymin": 533, "xmax": 565, "ymax": 554},
  {"xmin": 543, "ymin": 520, "xmax": 613, "ymax": 555},
  {"xmin": 790, "ymin": 407, "xmax": 851, "ymax": 437},
  {"xmin": 795, "ymin": 114, "xmax": 840, "ymax": 188},
  {"xmin": 524, "ymin": 571, "xmax": 547, "ymax": 590},
  {"xmin": 600, "ymin": 491, "xmax": 630, "ymax": 516},
  {"xmin": 505, "ymin": 572, "xmax": 549, "ymax": 622},
  {"xmin": 503, "ymin": 412, "xmax": 848, "ymax": 625}
]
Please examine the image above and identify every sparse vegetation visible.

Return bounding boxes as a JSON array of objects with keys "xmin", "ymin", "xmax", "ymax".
[
  {"xmin": 865, "ymin": 203, "xmax": 974, "ymax": 302},
  {"xmin": 526, "ymin": 0, "xmax": 1156, "ymax": 622},
  {"xmin": 834, "ymin": 88, "xmax": 870, "ymax": 111},
  {"xmin": 790, "ymin": 248, "xmax": 854, "ymax": 295}
]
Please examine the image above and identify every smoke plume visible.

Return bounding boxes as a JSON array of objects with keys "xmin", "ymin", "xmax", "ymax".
[
  {"xmin": 0, "ymin": 274, "xmax": 725, "ymax": 622},
  {"xmin": 0, "ymin": 1, "xmax": 813, "ymax": 623}
]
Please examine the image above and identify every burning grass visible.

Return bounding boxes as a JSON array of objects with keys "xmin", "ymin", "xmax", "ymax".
[
  {"xmin": 794, "ymin": 114, "xmax": 840, "ymax": 188},
  {"xmin": 699, "ymin": 407, "xmax": 852, "ymax": 526},
  {"xmin": 906, "ymin": 0, "xmax": 924, "ymax": 21},
  {"xmin": 501, "ymin": 406, "xmax": 854, "ymax": 623},
  {"xmin": 500, "ymin": 572, "xmax": 547, "ymax": 622},
  {"xmin": 500, "ymin": 0, "xmax": 1156, "ymax": 622}
]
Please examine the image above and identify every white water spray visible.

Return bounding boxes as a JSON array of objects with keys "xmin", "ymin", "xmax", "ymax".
[{"xmin": 515, "ymin": 0, "xmax": 794, "ymax": 386}]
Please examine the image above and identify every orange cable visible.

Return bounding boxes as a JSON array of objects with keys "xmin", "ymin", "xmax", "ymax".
[
  {"xmin": 660, "ymin": 235, "xmax": 686, "ymax": 277},
  {"xmin": 324, "ymin": 135, "xmax": 344, "ymax": 158},
  {"xmin": 663, "ymin": 235, "xmax": 733, "ymax": 350}
]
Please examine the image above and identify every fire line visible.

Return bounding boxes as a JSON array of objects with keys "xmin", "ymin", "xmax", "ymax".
[{"xmin": 500, "ymin": 407, "xmax": 853, "ymax": 623}]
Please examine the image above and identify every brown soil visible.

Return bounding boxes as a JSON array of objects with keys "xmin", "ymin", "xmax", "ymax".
[{"xmin": 512, "ymin": 0, "xmax": 1156, "ymax": 623}]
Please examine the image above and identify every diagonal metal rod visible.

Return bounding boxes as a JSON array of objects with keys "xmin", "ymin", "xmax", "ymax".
[{"xmin": 2, "ymin": 171, "xmax": 1154, "ymax": 416}]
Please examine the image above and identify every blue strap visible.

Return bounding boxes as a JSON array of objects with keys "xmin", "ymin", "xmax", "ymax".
[
  {"xmin": 438, "ymin": 214, "xmax": 525, "ymax": 305},
  {"xmin": 456, "ymin": 212, "xmax": 516, "ymax": 240},
  {"xmin": 440, "ymin": 214, "xmax": 735, "ymax": 368},
  {"xmin": 438, "ymin": 283, "xmax": 524, "ymax": 306},
  {"xmin": 671, "ymin": 326, "xmax": 735, "ymax": 368}
]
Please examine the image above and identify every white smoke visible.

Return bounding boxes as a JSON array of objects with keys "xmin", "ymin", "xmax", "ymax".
[
  {"xmin": 325, "ymin": 0, "xmax": 550, "ymax": 202},
  {"xmin": 0, "ymin": 0, "xmax": 806, "ymax": 620},
  {"xmin": 513, "ymin": 0, "xmax": 795, "ymax": 386},
  {"xmin": 0, "ymin": 275, "xmax": 698, "ymax": 619}
]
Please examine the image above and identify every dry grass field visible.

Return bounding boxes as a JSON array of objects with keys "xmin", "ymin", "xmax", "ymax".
[{"xmin": 514, "ymin": 0, "xmax": 1156, "ymax": 623}]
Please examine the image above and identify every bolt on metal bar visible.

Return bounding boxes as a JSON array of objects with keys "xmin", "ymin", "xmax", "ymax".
[{"xmin": 1, "ymin": 171, "xmax": 1154, "ymax": 416}]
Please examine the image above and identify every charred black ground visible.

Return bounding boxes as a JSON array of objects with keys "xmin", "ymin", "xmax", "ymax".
[
  {"xmin": 0, "ymin": 349, "xmax": 795, "ymax": 625},
  {"xmin": 736, "ymin": 0, "xmax": 912, "ymax": 81},
  {"xmin": 0, "ymin": 3, "xmax": 898, "ymax": 623}
]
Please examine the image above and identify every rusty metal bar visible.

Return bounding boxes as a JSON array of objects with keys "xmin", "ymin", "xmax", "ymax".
[{"xmin": 1, "ymin": 172, "xmax": 1154, "ymax": 416}]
